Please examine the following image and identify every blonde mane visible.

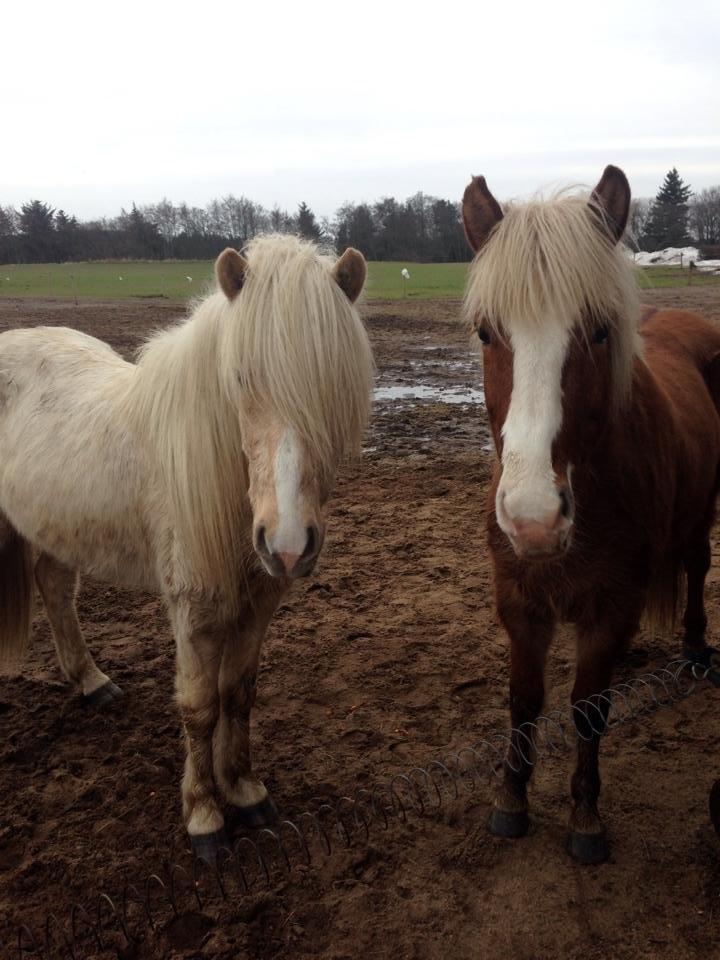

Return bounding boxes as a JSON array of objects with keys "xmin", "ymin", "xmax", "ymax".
[
  {"xmin": 130, "ymin": 234, "xmax": 373, "ymax": 604},
  {"xmin": 220, "ymin": 234, "xmax": 373, "ymax": 469},
  {"xmin": 464, "ymin": 189, "xmax": 641, "ymax": 402}
]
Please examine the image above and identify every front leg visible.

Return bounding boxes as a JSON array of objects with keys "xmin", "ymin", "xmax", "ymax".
[
  {"xmin": 569, "ymin": 605, "xmax": 641, "ymax": 864},
  {"xmin": 490, "ymin": 595, "xmax": 554, "ymax": 838},
  {"xmin": 214, "ymin": 587, "xmax": 282, "ymax": 828},
  {"xmin": 168, "ymin": 597, "xmax": 225, "ymax": 857}
]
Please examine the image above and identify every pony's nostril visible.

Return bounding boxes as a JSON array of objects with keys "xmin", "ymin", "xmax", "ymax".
[
  {"xmin": 559, "ymin": 489, "xmax": 572, "ymax": 520},
  {"xmin": 302, "ymin": 526, "xmax": 318, "ymax": 559},
  {"xmin": 256, "ymin": 525, "xmax": 268, "ymax": 555}
]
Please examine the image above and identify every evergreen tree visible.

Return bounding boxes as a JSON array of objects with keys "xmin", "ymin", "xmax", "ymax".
[
  {"xmin": 430, "ymin": 199, "xmax": 466, "ymax": 262},
  {"xmin": 19, "ymin": 200, "xmax": 56, "ymax": 262},
  {"xmin": 296, "ymin": 201, "xmax": 323, "ymax": 241},
  {"xmin": 119, "ymin": 204, "xmax": 162, "ymax": 258},
  {"xmin": 55, "ymin": 210, "xmax": 81, "ymax": 261},
  {"xmin": 643, "ymin": 168, "xmax": 692, "ymax": 250}
]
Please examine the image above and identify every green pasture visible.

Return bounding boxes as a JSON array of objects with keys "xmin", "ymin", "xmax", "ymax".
[
  {"xmin": 363, "ymin": 261, "xmax": 469, "ymax": 299},
  {"xmin": 0, "ymin": 259, "xmax": 717, "ymax": 302},
  {"xmin": 0, "ymin": 261, "xmax": 215, "ymax": 302}
]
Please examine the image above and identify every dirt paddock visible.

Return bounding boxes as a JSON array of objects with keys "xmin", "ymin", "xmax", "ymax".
[{"xmin": 1, "ymin": 288, "xmax": 720, "ymax": 959}]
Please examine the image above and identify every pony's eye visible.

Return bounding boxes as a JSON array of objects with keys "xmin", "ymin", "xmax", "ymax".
[
  {"xmin": 593, "ymin": 325, "xmax": 610, "ymax": 344},
  {"xmin": 477, "ymin": 327, "xmax": 491, "ymax": 345}
]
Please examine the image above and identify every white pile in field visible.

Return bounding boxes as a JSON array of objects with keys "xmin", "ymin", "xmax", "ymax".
[{"xmin": 630, "ymin": 246, "xmax": 720, "ymax": 272}]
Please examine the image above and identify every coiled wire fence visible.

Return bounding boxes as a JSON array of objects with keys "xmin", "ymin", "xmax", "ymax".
[{"xmin": 3, "ymin": 658, "xmax": 717, "ymax": 959}]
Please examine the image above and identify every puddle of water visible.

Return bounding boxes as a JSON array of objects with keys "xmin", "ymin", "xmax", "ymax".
[
  {"xmin": 374, "ymin": 384, "xmax": 485, "ymax": 405},
  {"xmin": 407, "ymin": 359, "xmax": 478, "ymax": 369}
]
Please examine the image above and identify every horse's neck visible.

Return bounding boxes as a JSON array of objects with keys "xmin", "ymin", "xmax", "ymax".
[
  {"xmin": 132, "ymin": 296, "xmax": 243, "ymax": 474},
  {"xmin": 130, "ymin": 297, "xmax": 253, "ymax": 596}
]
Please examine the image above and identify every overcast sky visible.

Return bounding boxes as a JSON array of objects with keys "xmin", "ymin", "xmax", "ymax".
[{"xmin": 4, "ymin": 0, "xmax": 719, "ymax": 220}]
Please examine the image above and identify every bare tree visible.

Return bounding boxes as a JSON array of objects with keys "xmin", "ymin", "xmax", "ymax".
[
  {"xmin": 690, "ymin": 187, "xmax": 720, "ymax": 245},
  {"xmin": 628, "ymin": 198, "xmax": 651, "ymax": 249},
  {"xmin": 0, "ymin": 205, "xmax": 18, "ymax": 262},
  {"xmin": 146, "ymin": 198, "xmax": 180, "ymax": 257}
]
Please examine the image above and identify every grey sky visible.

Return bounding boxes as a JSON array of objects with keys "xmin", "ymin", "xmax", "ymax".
[{"xmin": 5, "ymin": 0, "xmax": 719, "ymax": 220}]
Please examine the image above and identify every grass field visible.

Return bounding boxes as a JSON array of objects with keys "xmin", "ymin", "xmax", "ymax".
[{"xmin": 0, "ymin": 259, "xmax": 718, "ymax": 301}]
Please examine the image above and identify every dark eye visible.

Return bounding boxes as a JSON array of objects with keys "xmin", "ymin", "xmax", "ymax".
[
  {"xmin": 593, "ymin": 325, "xmax": 610, "ymax": 344},
  {"xmin": 477, "ymin": 326, "xmax": 491, "ymax": 345}
]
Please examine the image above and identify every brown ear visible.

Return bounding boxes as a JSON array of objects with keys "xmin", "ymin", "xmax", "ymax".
[
  {"xmin": 462, "ymin": 175, "xmax": 503, "ymax": 253},
  {"xmin": 590, "ymin": 165, "xmax": 631, "ymax": 243},
  {"xmin": 333, "ymin": 247, "xmax": 366, "ymax": 303},
  {"xmin": 216, "ymin": 248, "xmax": 248, "ymax": 300}
]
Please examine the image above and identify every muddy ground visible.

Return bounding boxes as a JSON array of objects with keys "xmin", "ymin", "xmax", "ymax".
[{"xmin": 1, "ymin": 288, "xmax": 720, "ymax": 959}]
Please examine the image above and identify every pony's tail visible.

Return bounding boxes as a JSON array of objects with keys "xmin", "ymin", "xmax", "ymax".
[
  {"xmin": 644, "ymin": 555, "xmax": 684, "ymax": 637},
  {"xmin": 0, "ymin": 518, "xmax": 34, "ymax": 667}
]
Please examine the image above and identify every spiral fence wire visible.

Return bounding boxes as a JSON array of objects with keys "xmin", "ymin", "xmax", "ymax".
[{"xmin": 3, "ymin": 658, "xmax": 716, "ymax": 959}]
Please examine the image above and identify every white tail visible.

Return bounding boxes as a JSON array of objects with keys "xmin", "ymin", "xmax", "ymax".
[{"xmin": 0, "ymin": 519, "xmax": 33, "ymax": 666}]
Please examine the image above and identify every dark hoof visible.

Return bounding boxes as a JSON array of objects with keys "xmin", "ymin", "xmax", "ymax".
[
  {"xmin": 190, "ymin": 828, "xmax": 229, "ymax": 863},
  {"xmin": 567, "ymin": 829, "xmax": 609, "ymax": 864},
  {"xmin": 234, "ymin": 794, "xmax": 279, "ymax": 829},
  {"xmin": 84, "ymin": 681, "xmax": 123, "ymax": 707},
  {"xmin": 710, "ymin": 779, "xmax": 720, "ymax": 837},
  {"xmin": 682, "ymin": 643, "xmax": 718, "ymax": 665},
  {"xmin": 489, "ymin": 806, "xmax": 530, "ymax": 839},
  {"xmin": 682, "ymin": 645, "xmax": 720, "ymax": 685}
]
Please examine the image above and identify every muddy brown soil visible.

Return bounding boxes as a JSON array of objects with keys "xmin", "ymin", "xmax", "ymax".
[{"xmin": 1, "ymin": 289, "xmax": 720, "ymax": 959}]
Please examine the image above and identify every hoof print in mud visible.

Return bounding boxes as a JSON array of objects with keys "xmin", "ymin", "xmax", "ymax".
[{"xmin": 84, "ymin": 681, "xmax": 123, "ymax": 707}]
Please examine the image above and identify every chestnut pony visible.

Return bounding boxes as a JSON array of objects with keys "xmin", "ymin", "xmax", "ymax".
[{"xmin": 463, "ymin": 165, "xmax": 720, "ymax": 863}]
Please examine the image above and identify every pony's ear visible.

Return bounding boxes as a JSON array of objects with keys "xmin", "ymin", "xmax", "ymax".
[
  {"xmin": 216, "ymin": 248, "xmax": 248, "ymax": 300},
  {"xmin": 462, "ymin": 175, "xmax": 504, "ymax": 253},
  {"xmin": 333, "ymin": 247, "xmax": 366, "ymax": 303},
  {"xmin": 590, "ymin": 165, "xmax": 631, "ymax": 243}
]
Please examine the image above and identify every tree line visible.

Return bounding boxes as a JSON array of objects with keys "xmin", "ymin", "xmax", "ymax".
[
  {"xmin": 629, "ymin": 168, "xmax": 720, "ymax": 256},
  {"xmin": 2, "ymin": 169, "xmax": 718, "ymax": 265},
  {"xmin": 0, "ymin": 193, "xmax": 467, "ymax": 264}
]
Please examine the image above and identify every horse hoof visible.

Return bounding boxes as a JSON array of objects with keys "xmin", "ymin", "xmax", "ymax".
[
  {"xmin": 190, "ymin": 828, "xmax": 230, "ymax": 863},
  {"xmin": 682, "ymin": 643, "xmax": 718, "ymax": 665},
  {"xmin": 682, "ymin": 644, "xmax": 720, "ymax": 681},
  {"xmin": 489, "ymin": 807, "xmax": 530, "ymax": 838},
  {"xmin": 567, "ymin": 829, "xmax": 609, "ymax": 864},
  {"xmin": 234, "ymin": 794, "xmax": 279, "ymax": 829},
  {"xmin": 84, "ymin": 681, "xmax": 123, "ymax": 707}
]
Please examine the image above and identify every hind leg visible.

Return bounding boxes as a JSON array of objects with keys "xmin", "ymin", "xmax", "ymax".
[
  {"xmin": 682, "ymin": 529, "xmax": 717, "ymax": 669},
  {"xmin": 35, "ymin": 553, "xmax": 120, "ymax": 704}
]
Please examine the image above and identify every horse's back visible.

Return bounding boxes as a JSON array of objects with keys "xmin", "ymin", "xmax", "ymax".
[
  {"xmin": 641, "ymin": 307, "xmax": 720, "ymax": 521},
  {"xmin": 0, "ymin": 325, "xmax": 130, "ymax": 373},
  {"xmin": 0, "ymin": 325, "xmax": 152, "ymax": 585},
  {"xmin": 641, "ymin": 308, "xmax": 720, "ymax": 412},
  {"xmin": 0, "ymin": 325, "xmax": 135, "ymax": 428}
]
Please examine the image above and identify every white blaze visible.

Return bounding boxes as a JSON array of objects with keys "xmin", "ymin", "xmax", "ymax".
[
  {"xmin": 273, "ymin": 426, "xmax": 307, "ymax": 556},
  {"xmin": 497, "ymin": 325, "xmax": 570, "ymax": 528}
]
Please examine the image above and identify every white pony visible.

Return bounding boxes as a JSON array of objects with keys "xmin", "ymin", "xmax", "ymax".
[{"xmin": 0, "ymin": 235, "xmax": 373, "ymax": 858}]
